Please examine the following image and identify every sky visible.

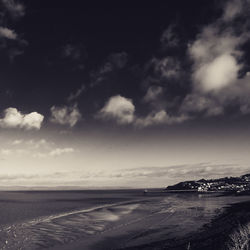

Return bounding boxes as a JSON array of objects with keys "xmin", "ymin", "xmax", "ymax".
[{"xmin": 0, "ymin": 0, "xmax": 250, "ymax": 188}]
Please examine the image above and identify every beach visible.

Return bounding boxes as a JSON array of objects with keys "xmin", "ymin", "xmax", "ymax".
[{"xmin": 0, "ymin": 190, "xmax": 249, "ymax": 249}]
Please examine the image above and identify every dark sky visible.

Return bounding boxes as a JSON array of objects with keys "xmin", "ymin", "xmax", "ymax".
[
  {"xmin": 0, "ymin": 1, "xmax": 219, "ymax": 115},
  {"xmin": 0, "ymin": 0, "xmax": 250, "ymax": 188}
]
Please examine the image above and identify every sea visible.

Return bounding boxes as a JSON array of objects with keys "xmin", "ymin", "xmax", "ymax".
[{"xmin": 0, "ymin": 189, "xmax": 249, "ymax": 250}]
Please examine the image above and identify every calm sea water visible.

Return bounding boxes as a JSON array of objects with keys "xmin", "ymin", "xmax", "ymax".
[{"xmin": 0, "ymin": 190, "xmax": 249, "ymax": 250}]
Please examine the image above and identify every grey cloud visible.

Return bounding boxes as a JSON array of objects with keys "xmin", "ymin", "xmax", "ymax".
[
  {"xmin": 61, "ymin": 43, "xmax": 86, "ymax": 61},
  {"xmin": 50, "ymin": 104, "xmax": 82, "ymax": 127},
  {"xmin": 1, "ymin": 0, "xmax": 25, "ymax": 19},
  {"xmin": 152, "ymin": 57, "xmax": 181, "ymax": 80},
  {"xmin": 180, "ymin": 94, "xmax": 224, "ymax": 117},
  {"xmin": 160, "ymin": 24, "xmax": 179, "ymax": 49},
  {"xmin": 108, "ymin": 51, "xmax": 128, "ymax": 69},
  {"xmin": 0, "ymin": 0, "xmax": 27, "ymax": 61},
  {"xmin": 67, "ymin": 84, "xmax": 85, "ymax": 102},
  {"xmin": 141, "ymin": 56, "xmax": 185, "ymax": 119},
  {"xmin": 60, "ymin": 43, "xmax": 87, "ymax": 70},
  {"xmin": 90, "ymin": 52, "xmax": 128, "ymax": 87},
  {"xmin": 144, "ymin": 86, "xmax": 164, "ymax": 103},
  {"xmin": 222, "ymin": 0, "xmax": 244, "ymax": 22},
  {"xmin": 8, "ymin": 47, "xmax": 24, "ymax": 62}
]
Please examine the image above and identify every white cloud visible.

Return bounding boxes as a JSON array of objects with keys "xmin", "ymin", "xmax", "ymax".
[
  {"xmin": 183, "ymin": 0, "xmax": 250, "ymax": 118},
  {"xmin": 0, "ymin": 108, "xmax": 44, "ymax": 130},
  {"xmin": 97, "ymin": 95, "xmax": 135, "ymax": 125},
  {"xmin": 26, "ymin": 139, "xmax": 53, "ymax": 149},
  {"xmin": 0, "ymin": 149, "xmax": 12, "ymax": 155},
  {"xmin": 34, "ymin": 139, "xmax": 47, "ymax": 147},
  {"xmin": 33, "ymin": 147, "xmax": 75, "ymax": 158},
  {"xmin": 0, "ymin": 27, "xmax": 17, "ymax": 40},
  {"xmin": 2, "ymin": 138, "xmax": 75, "ymax": 160},
  {"xmin": 50, "ymin": 105, "xmax": 81, "ymax": 127},
  {"xmin": 135, "ymin": 110, "xmax": 189, "ymax": 128},
  {"xmin": 2, "ymin": 0, "xmax": 25, "ymax": 19},
  {"xmin": 188, "ymin": 1, "xmax": 250, "ymax": 94},
  {"xmin": 49, "ymin": 147, "xmax": 74, "ymax": 157},
  {"xmin": 22, "ymin": 112, "xmax": 44, "ymax": 130},
  {"xmin": 95, "ymin": 1, "xmax": 250, "ymax": 128},
  {"xmin": 109, "ymin": 163, "xmax": 248, "ymax": 182},
  {"xmin": 189, "ymin": 24, "xmax": 246, "ymax": 93},
  {"xmin": 0, "ymin": 148, "xmax": 28, "ymax": 156},
  {"xmin": 97, "ymin": 95, "xmax": 189, "ymax": 128},
  {"xmin": 194, "ymin": 54, "xmax": 239, "ymax": 92},
  {"xmin": 12, "ymin": 139, "xmax": 22, "ymax": 145}
]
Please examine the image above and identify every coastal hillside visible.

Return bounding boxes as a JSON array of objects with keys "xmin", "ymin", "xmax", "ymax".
[{"xmin": 166, "ymin": 173, "xmax": 250, "ymax": 193}]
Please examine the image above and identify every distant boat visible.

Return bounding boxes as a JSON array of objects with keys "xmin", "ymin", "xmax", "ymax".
[{"xmin": 143, "ymin": 189, "xmax": 148, "ymax": 194}]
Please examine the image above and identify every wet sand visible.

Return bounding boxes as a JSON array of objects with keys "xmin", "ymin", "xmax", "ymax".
[
  {"xmin": 52, "ymin": 194, "xmax": 250, "ymax": 250},
  {"xmin": 1, "ymin": 191, "xmax": 249, "ymax": 250}
]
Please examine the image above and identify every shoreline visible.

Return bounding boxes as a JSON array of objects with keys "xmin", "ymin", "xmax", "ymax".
[
  {"xmin": 116, "ymin": 200, "xmax": 250, "ymax": 250},
  {"xmin": 52, "ymin": 199, "xmax": 250, "ymax": 250},
  {"xmin": 187, "ymin": 200, "xmax": 250, "ymax": 250},
  {"xmin": 50, "ymin": 195, "xmax": 250, "ymax": 250}
]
